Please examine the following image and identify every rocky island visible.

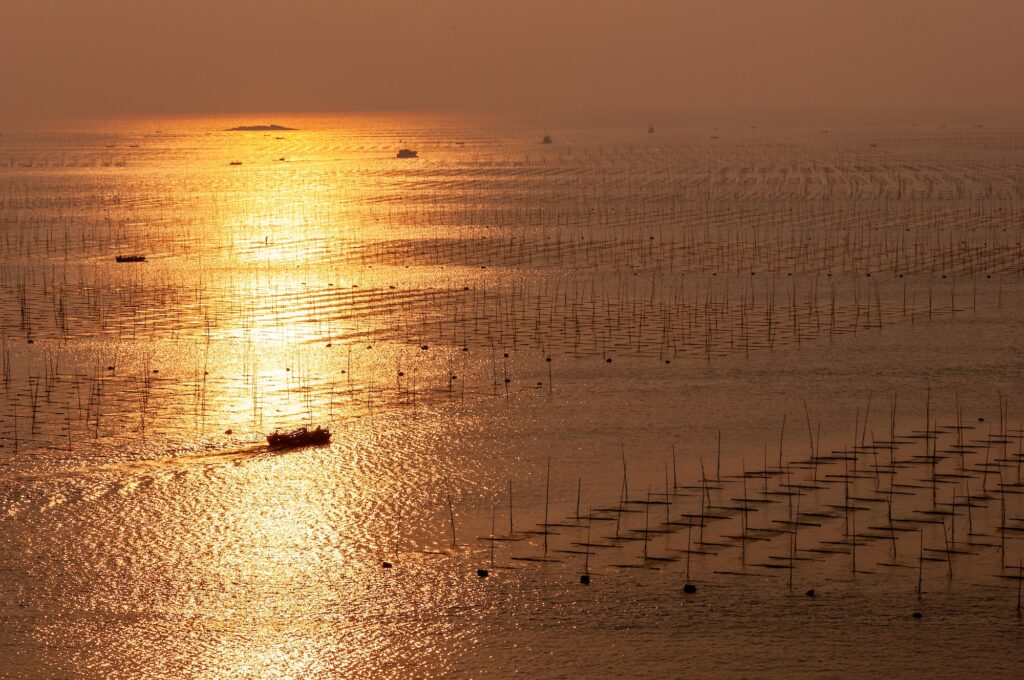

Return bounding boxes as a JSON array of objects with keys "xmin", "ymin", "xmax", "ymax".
[{"xmin": 226, "ymin": 124, "xmax": 296, "ymax": 132}]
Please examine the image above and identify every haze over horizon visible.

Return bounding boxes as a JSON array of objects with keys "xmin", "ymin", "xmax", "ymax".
[{"xmin": 2, "ymin": 0, "xmax": 1023, "ymax": 123}]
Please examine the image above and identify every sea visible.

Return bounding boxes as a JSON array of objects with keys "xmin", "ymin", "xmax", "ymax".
[{"xmin": 1, "ymin": 113, "xmax": 1023, "ymax": 677}]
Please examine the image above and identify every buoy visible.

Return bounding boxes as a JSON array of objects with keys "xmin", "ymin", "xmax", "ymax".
[
  {"xmin": 805, "ymin": 589, "xmax": 816, "ymax": 597},
  {"xmin": 477, "ymin": 568, "xmax": 489, "ymax": 578},
  {"xmin": 382, "ymin": 561, "xmax": 392, "ymax": 569},
  {"xmin": 912, "ymin": 611, "xmax": 922, "ymax": 619},
  {"xmin": 683, "ymin": 584, "xmax": 697, "ymax": 594},
  {"xmin": 580, "ymin": 574, "xmax": 590, "ymax": 585}
]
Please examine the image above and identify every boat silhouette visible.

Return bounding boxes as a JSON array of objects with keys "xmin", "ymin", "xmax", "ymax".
[
  {"xmin": 396, "ymin": 148, "xmax": 418, "ymax": 158},
  {"xmin": 267, "ymin": 426, "xmax": 331, "ymax": 448}
]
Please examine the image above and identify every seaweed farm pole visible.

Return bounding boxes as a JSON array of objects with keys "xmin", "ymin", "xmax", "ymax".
[
  {"xmin": 699, "ymin": 456, "xmax": 711, "ymax": 510},
  {"xmin": 575, "ymin": 477, "xmax": 582, "ymax": 520},
  {"xmin": 917, "ymin": 529, "xmax": 924, "ymax": 599},
  {"xmin": 778, "ymin": 413, "xmax": 786, "ymax": 468},
  {"xmin": 741, "ymin": 461, "xmax": 748, "ymax": 566},
  {"xmin": 621, "ymin": 445, "xmax": 629, "ymax": 501},
  {"xmin": 664, "ymin": 463, "xmax": 671, "ymax": 525},
  {"xmin": 543, "ymin": 455, "xmax": 551, "ymax": 557},
  {"xmin": 445, "ymin": 478, "xmax": 457, "ymax": 549},
  {"xmin": 850, "ymin": 467, "xmax": 857, "ymax": 576},
  {"xmin": 965, "ymin": 478, "xmax": 974, "ymax": 535},
  {"xmin": 699, "ymin": 463, "xmax": 708, "ymax": 544},
  {"xmin": 615, "ymin": 474, "xmax": 626, "ymax": 539},
  {"xmin": 508, "ymin": 480, "xmax": 514, "ymax": 536},
  {"xmin": 803, "ymin": 399, "xmax": 816, "ymax": 471},
  {"xmin": 790, "ymin": 483, "xmax": 801, "ymax": 591},
  {"xmin": 642, "ymin": 487, "xmax": 651, "ymax": 559},
  {"xmin": 890, "ymin": 391, "xmax": 898, "ymax": 469},
  {"xmin": 762, "ymin": 444, "xmax": 770, "ymax": 495},
  {"xmin": 941, "ymin": 516, "xmax": 953, "ymax": 578},
  {"xmin": 490, "ymin": 505, "xmax": 496, "ymax": 568},
  {"xmin": 672, "ymin": 444, "xmax": 678, "ymax": 490},
  {"xmin": 1000, "ymin": 467, "xmax": 1007, "ymax": 569},
  {"xmin": 583, "ymin": 509, "xmax": 592, "ymax": 579}
]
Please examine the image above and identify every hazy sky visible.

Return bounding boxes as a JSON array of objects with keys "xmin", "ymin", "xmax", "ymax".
[{"xmin": 2, "ymin": 0, "xmax": 1023, "ymax": 120}]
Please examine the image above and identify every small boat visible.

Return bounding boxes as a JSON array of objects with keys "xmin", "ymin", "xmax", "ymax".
[
  {"xmin": 267, "ymin": 426, "xmax": 331, "ymax": 448},
  {"xmin": 648, "ymin": 125, "xmax": 655, "ymax": 134},
  {"xmin": 541, "ymin": 135, "xmax": 553, "ymax": 144},
  {"xmin": 396, "ymin": 148, "xmax": 418, "ymax": 158},
  {"xmin": 115, "ymin": 255, "xmax": 146, "ymax": 263},
  {"xmin": 229, "ymin": 161, "xmax": 243, "ymax": 166}
]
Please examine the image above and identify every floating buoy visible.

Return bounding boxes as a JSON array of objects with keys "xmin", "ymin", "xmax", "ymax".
[
  {"xmin": 805, "ymin": 589, "xmax": 815, "ymax": 597},
  {"xmin": 477, "ymin": 568, "xmax": 489, "ymax": 578},
  {"xmin": 683, "ymin": 584, "xmax": 697, "ymax": 594},
  {"xmin": 382, "ymin": 561, "xmax": 392, "ymax": 569},
  {"xmin": 912, "ymin": 611, "xmax": 922, "ymax": 619},
  {"xmin": 580, "ymin": 574, "xmax": 590, "ymax": 585}
]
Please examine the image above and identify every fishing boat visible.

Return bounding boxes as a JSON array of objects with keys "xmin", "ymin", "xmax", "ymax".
[
  {"xmin": 266, "ymin": 425, "xmax": 331, "ymax": 448},
  {"xmin": 541, "ymin": 135, "xmax": 553, "ymax": 144},
  {"xmin": 115, "ymin": 255, "xmax": 146, "ymax": 263},
  {"xmin": 648, "ymin": 125, "xmax": 655, "ymax": 134},
  {"xmin": 396, "ymin": 148, "xmax": 418, "ymax": 158}
]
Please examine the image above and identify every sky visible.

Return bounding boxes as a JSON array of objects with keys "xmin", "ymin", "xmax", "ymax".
[{"xmin": 2, "ymin": 0, "xmax": 1023, "ymax": 121}]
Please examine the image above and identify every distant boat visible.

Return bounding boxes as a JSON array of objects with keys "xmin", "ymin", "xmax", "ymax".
[
  {"xmin": 541, "ymin": 135, "xmax": 553, "ymax": 144},
  {"xmin": 115, "ymin": 255, "xmax": 146, "ymax": 263},
  {"xmin": 267, "ymin": 426, "xmax": 331, "ymax": 448},
  {"xmin": 396, "ymin": 148, "xmax": 418, "ymax": 158},
  {"xmin": 229, "ymin": 161, "xmax": 242, "ymax": 166},
  {"xmin": 648, "ymin": 126, "xmax": 655, "ymax": 134}
]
